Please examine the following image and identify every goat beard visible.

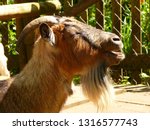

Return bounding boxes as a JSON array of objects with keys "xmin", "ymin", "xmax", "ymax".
[{"xmin": 81, "ymin": 62, "xmax": 114, "ymax": 110}]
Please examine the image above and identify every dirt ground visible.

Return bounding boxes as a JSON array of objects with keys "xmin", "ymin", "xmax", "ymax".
[{"xmin": 61, "ymin": 84, "xmax": 150, "ymax": 113}]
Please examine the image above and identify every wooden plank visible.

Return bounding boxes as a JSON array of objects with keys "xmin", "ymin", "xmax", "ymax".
[
  {"xmin": 0, "ymin": 0, "xmax": 61, "ymax": 20},
  {"xmin": 96, "ymin": 0, "xmax": 104, "ymax": 30},
  {"xmin": 131, "ymin": 0, "xmax": 142, "ymax": 54},
  {"xmin": 111, "ymin": 54, "xmax": 150, "ymax": 70},
  {"xmin": 112, "ymin": 0, "xmax": 122, "ymax": 38}
]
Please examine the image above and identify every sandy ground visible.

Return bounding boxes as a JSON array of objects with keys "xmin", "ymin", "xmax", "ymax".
[{"xmin": 61, "ymin": 84, "xmax": 150, "ymax": 113}]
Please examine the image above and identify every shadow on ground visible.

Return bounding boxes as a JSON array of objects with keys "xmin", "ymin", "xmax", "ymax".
[{"xmin": 115, "ymin": 84, "xmax": 150, "ymax": 93}]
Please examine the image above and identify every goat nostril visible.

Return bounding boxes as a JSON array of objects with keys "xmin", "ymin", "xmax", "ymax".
[
  {"xmin": 112, "ymin": 37, "xmax": 120, "ymax": 41},
  {"xmin": 110, "ymin": 36, "xmax": 123, "ymax": 48},
  {"xmin": 111, "ymin": 36, "xmax": 121, "ymax": 45}
]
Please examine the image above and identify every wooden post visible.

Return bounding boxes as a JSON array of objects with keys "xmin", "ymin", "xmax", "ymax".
[
  {"xmin": 131, "ymin": 0, "xmax": 142, "ymax": 83},
  {"xmin": 111, "ymin": 0, "xmax": 122, "ymax": 83},
  {"xmin": 63, "ymin": 0, "xmax": 73, "ymax": 15},
  {"xmin": 79, "ymin": 10, "xmax": 88, "ymax": 23},
  {"xmin": 96, "ymin": 0, "xmax": 104, "ymax": 30},
  {"xmin": 78, "ymin": 0, "xmax": 88, "ymax": 23},
  {"xmin": 112, "ymin": 0, "xmax": 122, "ymax": 38},
  {"xmin": 131, "ymin": 0, "xmax": 142, "ymax": 54}
]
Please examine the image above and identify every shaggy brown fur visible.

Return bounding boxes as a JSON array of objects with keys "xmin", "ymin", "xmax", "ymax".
[{"xmin": 0, "ymin": 16, "xmax": 125, "ymax": 112}]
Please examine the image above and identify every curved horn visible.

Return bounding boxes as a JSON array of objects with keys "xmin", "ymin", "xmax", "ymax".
[
  {"xmin": 16, "ymin": 16, "xmax": 78, "ymax": 69},
  {"xmin": 16, "ymin": 15, "xmax": 85, "ymax": 52},
  {"xmin": 16, "ymin": 16, "xmax": 61, "ymax": 51}
]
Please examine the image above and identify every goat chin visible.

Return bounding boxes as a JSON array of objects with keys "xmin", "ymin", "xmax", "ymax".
[{"xmin": 81, "ymin": 62, "xmax": 114, "ymax": 110}]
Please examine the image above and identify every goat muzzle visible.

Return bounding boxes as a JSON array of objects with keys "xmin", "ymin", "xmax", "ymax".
[{"xmin": 101, "ymin": 34, "xmax": 125, "ymax": 66}]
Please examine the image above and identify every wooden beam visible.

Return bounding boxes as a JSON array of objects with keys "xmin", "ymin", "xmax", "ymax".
[
  {"xmin": 111, "ymin": 54, "xmax": 150, "ymax": 70},
  {"xmin": 63, "ymin": 0, "xmax": 99, "ymax": 16},
  {"xmin": 0, "ymin": 0, "xmax": 61, "ymax": 20}
]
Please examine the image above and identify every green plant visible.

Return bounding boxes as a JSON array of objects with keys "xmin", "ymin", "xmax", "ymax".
[
  {"xmin": 88, "ymin": 5, "xmax": 96, "ymax": 26},
  {"xmin": 141, "ymin": 1, "xmax": 150, "ymax": 54},
  {"xmin": 118, "ymin": 76, "xmax": 131, "ymax": 85},
  {"xmin": 121, "ymin": 2, "xmax": 132, "ymax": 54},
  {"xmin": 7, "ymin": 0, "xmax": 14, "ymax": 4},
  {"xmin": 73, "ymin": 75, "xmax": 81, "ymax": 85},
  {"xmin": 139, "ymin": 72, "xmax": 150, "ymax": 85},
  {"xmin": 104, "ymin": 0, "xmax": 112, "ymax": 32},
  {"xmin": 6, "ymin": 20, "xmax": 17, "ymax": 55}
]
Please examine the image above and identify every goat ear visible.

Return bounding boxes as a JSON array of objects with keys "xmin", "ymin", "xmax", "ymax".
[{"xmin": 39, "ymin": 23, "xmax": 55, "ymax": 46}]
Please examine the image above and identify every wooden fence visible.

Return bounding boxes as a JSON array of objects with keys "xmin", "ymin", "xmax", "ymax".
[{"xmin": 0, "ymin": 0, "xmax": 150, "ymax": 84}]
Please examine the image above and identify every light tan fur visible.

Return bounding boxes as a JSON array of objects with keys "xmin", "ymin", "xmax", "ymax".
[{"xmin": 0, "ymin": 43, "xmax": 10, "ymax": 78}]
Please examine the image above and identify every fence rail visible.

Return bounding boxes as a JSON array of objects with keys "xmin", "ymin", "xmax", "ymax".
[
  {"xmin": 0, "ymin": 0, "xmax": 150, "ymax": 83},
  {"xmin": 0, "ymin": 1, "xmax": 61, "ymax": 20}
]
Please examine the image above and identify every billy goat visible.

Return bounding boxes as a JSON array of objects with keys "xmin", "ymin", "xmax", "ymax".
[{"xmin": 0, "ymin": 16, "xmax": 125, "ymax": 112}]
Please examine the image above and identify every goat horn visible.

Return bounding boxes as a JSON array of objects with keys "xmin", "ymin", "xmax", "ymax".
[{"xmin": 16, "ymin": 16, "xmax": 67, "ymax": 52}]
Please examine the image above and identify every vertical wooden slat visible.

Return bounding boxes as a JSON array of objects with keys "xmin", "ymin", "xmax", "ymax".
[
  {"xmin": 131, "ymin": 0, "xmax": 142, "ymax": 54},
  {"xmin": 79, "ymin": 10, "xmax": 88, "ymax": 23},
  {"xmin": 131, "ymin": 0, "xmax": 142, "ymax": 84},
  {"xmin": 78, "ymin": 0, "xmax": 88, "ymax": 23},
  {"xmin": 96, "ymin": 0, "xmax": 104, "ymax": 30},
  {"xmin": 112, "ymin": 0, "xmax": 122, "ymax": 38},
  {"xmin": 64, "ymin": 0, "xmax": 73, "ymax": 13},
  {"xmin": 111, "ymin": 0, "xmax": 122, "ymax": 83}
]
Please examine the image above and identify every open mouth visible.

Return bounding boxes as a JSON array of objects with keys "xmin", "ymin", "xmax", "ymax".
[
  {"xmin": 106, "ymin": 50, "xmax": 125, "ymax": 61},
  {"xmin": 109, "ymin": 50, "xmax": 125, "ymax": 60}
]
